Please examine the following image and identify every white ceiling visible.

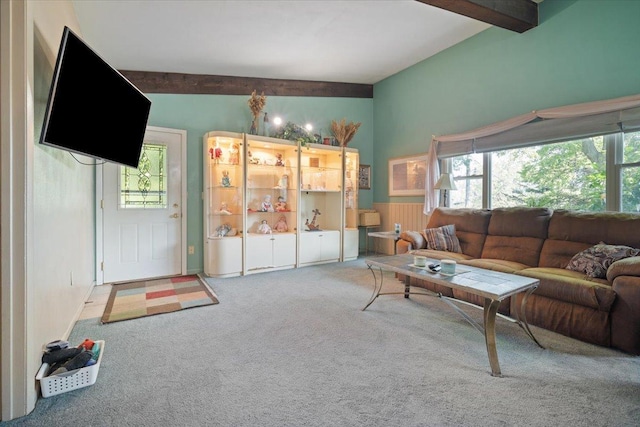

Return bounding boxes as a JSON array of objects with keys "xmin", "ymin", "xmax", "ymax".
[{"xmin": 72, "ymin": 0, "xmax": 491, "ymax": 85}]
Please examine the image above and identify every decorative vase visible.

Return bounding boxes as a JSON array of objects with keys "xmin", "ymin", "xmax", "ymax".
[
  {"xmin": 263, "ymin": 112, "xmax": 269, "ymax": 137},
  {"xmin": 250, "ymin": 116, "xmax": 259, "ymax": 135}
]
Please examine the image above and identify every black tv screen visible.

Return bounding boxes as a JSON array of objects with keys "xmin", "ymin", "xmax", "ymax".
[{"xmin": 39, "ymin": 26, "xmax": 151, "ymax": 168}]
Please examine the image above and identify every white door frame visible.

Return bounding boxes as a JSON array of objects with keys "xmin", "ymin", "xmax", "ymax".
[{"xmin": 95, "ymin": 125, "xmax": 188, "ymax": 285}]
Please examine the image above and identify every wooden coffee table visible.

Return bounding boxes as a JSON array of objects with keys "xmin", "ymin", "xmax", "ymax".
[{"xmin": 363, "ymin": 254, "xmax": 543, "ymax": 377}]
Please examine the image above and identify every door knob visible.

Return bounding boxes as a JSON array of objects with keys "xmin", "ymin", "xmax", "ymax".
[{"xmin": 170, "ymin": 213, "xmax": 179, "ymax": 218}]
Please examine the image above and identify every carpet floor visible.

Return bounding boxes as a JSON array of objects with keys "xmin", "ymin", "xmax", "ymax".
[{"xmin": 7, "ymin": 260, "xmax": 640, "ymax": 426}]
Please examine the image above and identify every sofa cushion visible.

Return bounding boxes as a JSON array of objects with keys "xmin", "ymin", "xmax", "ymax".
[
  {"xmin": 426, "ymin": 208, "xmax": 491, "ymax": 258},
  {"xmin": 481, "ymin": 207, "xmax": 552, "ymax": 267},
  {"xmin": 488, "ymin": 207, "xmax": 552, "ymax": 239},
  {"xmin": 517, "ymin": 267, "xmax": 616, "ymax": 312},
  {"xmin": 566, "ymin": 243, "xmax": 640, "ymax": 279},
  {"xmin": 539, "ymin": 240, "xmax": 592, "ymax": 269},
  {"xmin": 421, "ymin": 224, "xmax": 462, "ymax": 253},
  {"xmin": 427, "ymin": 207, "xmax": 491, "ymax": 234},
  {"xmin": 482, "ymin": 236, "xmax": 545, "ymax": 267},
  {"xmin": 459, "ymin": 259, "xmax": 531, "ymax": 274},
  {"xmin": 547, "ymin": 210, "xmax": 640, "ymax": 248},
  {"xmin": 399, "ymin": 231, "xmax": 426, "ymax": 250}
]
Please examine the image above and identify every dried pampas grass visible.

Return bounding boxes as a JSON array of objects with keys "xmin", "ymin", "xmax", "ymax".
[
  {"xmin": 331, "ymin": 119, "xmax": 361, "ymax": 147},
  {"xmin": 248, "ymin": 90, "xmax": 266, "ymax": 119}
]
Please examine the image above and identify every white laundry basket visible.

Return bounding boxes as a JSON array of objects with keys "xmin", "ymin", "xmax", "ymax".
[{"xmin": 36, "ymin": 340, "xmax": 105, "ymax": 398}]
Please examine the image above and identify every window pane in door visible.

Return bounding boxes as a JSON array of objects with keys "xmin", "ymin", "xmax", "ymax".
[{"xmin": 119, "ymin": 143, "xmax": 168, "ymax": 209}]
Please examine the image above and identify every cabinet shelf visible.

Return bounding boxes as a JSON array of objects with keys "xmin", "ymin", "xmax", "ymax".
[
  {"xmin": 208, "ymin": 185, "xmax": 240, "ymax": 190},
  {"xmin": 207, "ymin": 234, "xmax": 242, "ymax": 240},
  {"xmin": 247, "ymin": 186, "xmax": 293, "ymax": 190}
]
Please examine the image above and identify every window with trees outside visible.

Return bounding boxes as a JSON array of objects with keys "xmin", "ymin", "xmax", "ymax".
[{"xmin": 449, "ymin": 130, "xmax": 640, "ymax": 213}]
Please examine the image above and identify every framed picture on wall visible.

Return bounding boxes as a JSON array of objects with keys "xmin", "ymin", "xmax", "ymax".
[
  {"xmin": 358, "ymin": 164, "xmax": 371, "ymax": 190},
  {"xmin": 388, "ymin": 154, "xmax": 428, "ymax": 196}
]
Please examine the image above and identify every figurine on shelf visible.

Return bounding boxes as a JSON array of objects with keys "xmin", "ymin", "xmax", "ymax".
[
  {"xmin": 261, "ymin": 194, "xmax": 274, "ymax": 212},
  {"xmin": 216, "ymin": 202, "xmax": 232, "ymax": 215},
  {"xmin": 247, "ymin": 150, "xmax": 260, "ymax": 165},
  {"xmin": 229, "ymin": 143, "xmax": 240, "ymax": 165},
  {"xmin": 275, "ymin": 174, "xmax": 289, "ymax": 189},
  {"xmin": 257, "ymin": 220, "xmax": 272, "ymax": 234},
  {"xmin": 275, "ymin": 196, "xmax": 288, "ymax": 212},
  {"xmin": 210, "ymin": 144, "xmax": 223, "ymax": 163},
  {"xmin": 221, "ymin": 170, "xmax": 231, "ymax": 187},
  {"xmin": 215, "ymin": 223, "xmax": 232, "ymax": 237},
  {"xmin": 273, "ymin": 215, "xmax": 288, "ymax": 232},
  {"xmin": 275, "ymin": 153, "xmax": 284, "ymax": 167},
  {"xmin": 305, "ymin": 208, "xmax": 321, "ymax": 231}
]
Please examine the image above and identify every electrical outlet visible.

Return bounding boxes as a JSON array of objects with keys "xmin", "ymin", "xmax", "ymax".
[{"xmin": 188, "ymin": 245, "xmax": 195, "ymax": 255}]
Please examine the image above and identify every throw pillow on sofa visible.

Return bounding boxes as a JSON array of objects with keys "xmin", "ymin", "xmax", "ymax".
[
  {"xmin": 421, "ymin": 224, "xmax": 462, "ymax": 253},
  {"xmin": 566, "ymin": 242, "xmax": 640, "ymax": 279}
]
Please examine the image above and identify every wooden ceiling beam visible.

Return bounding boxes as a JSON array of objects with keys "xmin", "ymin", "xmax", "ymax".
[
  {"xmin": 416, "ymin": 0, "xmax": 538, "ymax": 33},
  {"xmin": 119, "ymin": 70, "xmax": 373, "ymax": 98}
]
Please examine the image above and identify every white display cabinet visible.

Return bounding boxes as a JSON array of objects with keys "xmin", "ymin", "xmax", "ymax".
[
  {"xmin": 342, "ymin": 147, "xmax": 359, "ymax": 261},
  {"xmin": 244, "ymin": 135, "xmax": 299, "ymax": 274},
  {"xmin": 298, "ymin": 143, "xmax": 343, "ymax": 266},
  {"xmin": 203, "ymin": 132, "xmax": 359, "ymax": 276},
  {"xmin": 203, "ymin": 131, "xmax": 244, "ymax": 277}
]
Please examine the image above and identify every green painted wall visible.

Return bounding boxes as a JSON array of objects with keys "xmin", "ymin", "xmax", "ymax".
[
  {"xmin": 373, "ymin": 0, "xmax": 640, "ymax": 203},
  {"xmin": 145, "ymin": 0, "xmax": 640, "ymax": 273},
  {"xmin": 146, "ymin": 94, "xmax": 373, "ymax": 273}
]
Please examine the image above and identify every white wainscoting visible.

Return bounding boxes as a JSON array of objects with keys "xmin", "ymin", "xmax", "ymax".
[{"xmin": 371, "ymin": 203, "xmax": 430, "ymax": 254}]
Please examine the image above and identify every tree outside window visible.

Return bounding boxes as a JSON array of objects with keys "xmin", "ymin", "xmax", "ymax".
[
  {"xmin": 492, "ymin": 137, "xmax": 607, "ymax": 211},
  {"xmin": 622, "ymin": 130, "xmax": 640, "ymax": 212}
]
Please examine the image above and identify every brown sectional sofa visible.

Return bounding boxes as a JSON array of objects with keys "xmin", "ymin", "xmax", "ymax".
[{"xmin": 396, "ymin": 207, "xmax": 640, "ymax": 355}]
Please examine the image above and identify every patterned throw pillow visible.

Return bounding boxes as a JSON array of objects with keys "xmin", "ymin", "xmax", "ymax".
[
  {"xmin": 566, "ymin": 242, "xmax": 640, "ymax": 279},
  {"xmin": 421, "ymin": 224, "xmax": 462, "ymax": 253}
]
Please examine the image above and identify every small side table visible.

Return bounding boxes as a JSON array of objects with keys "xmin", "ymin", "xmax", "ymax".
[
  {"xmin": 359, "ymin": 225, "xmax": 380, "ymax": 255},
  {"xmin": 367, "ymin": 231, "xmax": 401, "ymax": 255}
]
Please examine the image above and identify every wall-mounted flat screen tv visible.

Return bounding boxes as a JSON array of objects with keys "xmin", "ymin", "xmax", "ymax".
[{"xmin": 39, "ymin": 26, "xmax": 151, "ymax": 168}]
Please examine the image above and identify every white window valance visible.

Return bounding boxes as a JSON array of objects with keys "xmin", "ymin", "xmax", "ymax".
[{"xmin": 434, "ymin": 93, "xmax": 640, "ymax": 158}]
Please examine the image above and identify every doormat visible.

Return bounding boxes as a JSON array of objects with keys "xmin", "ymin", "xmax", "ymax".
[{"xmin": 101, "ymin": 275, "xmax": 219, "ymax": 324}]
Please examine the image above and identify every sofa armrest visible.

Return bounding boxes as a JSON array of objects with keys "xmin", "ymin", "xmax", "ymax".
[
  {"xmin": 397, "ymin": 239, "xmax": 412, "ymax": 254},
  {"xmin": 607, "ymin": 256, "xmax": 640, "ymax": 282},
  {"xmin": 611, "ymin": 275, "xmax": 640, "ymax": 354},
  {"xmin": 398, "ymin": 231, "xmax": 425, "ymax": 254}
]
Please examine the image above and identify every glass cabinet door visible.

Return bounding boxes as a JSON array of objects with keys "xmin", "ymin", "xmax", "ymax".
[
  {"xmin": 244, "ymin": 136, "xmax": 299, "ymax": 274},
  {"xmin": 298, "ymin": 143, "xmax": 343, "ymax": 266},
  {"xmin": 204, "ymin": 132, "xmax": 244, "ymax": 238},
  {"xmin": 343, "ymin": 147, "xmax": 359, "ymax": 260},
  {"xmin": 203, "ymin": 131, "xmax": 244, "ymax": 277},
  {"xmin": 299, "ymin": 143, "xmax": 343, "ymax": 232},
  {"xmin": 245, "ymin": 136, "xmax": 298, "ymax": 235}
]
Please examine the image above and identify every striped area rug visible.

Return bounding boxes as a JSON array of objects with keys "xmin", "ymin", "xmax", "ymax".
[{"xmin": 101, "ymin": 275, "xmax": 219, "ymax": 323}]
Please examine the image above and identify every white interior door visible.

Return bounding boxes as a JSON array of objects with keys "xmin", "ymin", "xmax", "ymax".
[{"xmin": 100, "ymin": 127, "xmax": 186, "ymax": 283}]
